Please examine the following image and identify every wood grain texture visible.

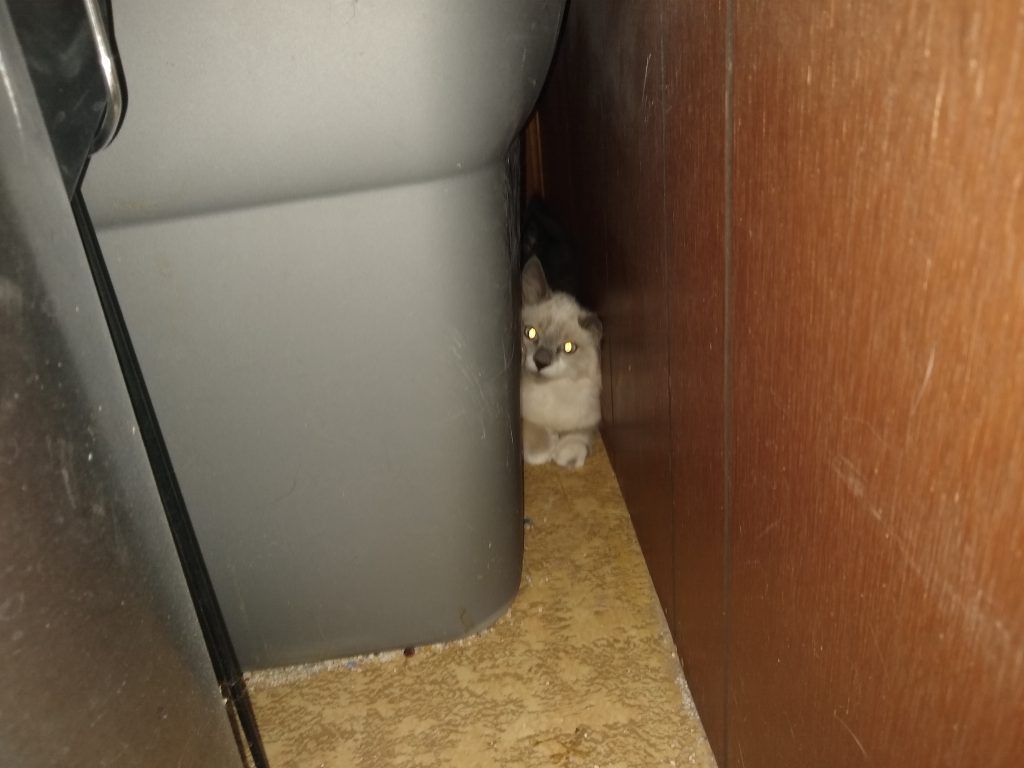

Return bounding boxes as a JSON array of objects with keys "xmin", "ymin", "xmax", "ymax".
[
  {"xmin": 537, "ymin": 0, "xmax": 677, "ymax": 625},
  {"xmin": 664, "ymin": 1, "xmax": 729, "ymax": 759},
  {"xmin": 730, "ymin": 1, "xmax": 1024, "ymax": 765}
]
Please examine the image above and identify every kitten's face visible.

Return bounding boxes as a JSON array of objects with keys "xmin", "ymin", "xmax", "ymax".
[
  {"xmin": 522, "ymin": 295, "xmax": 601, "ymax": 380},
  {"xmin": 521, "ymin": 256, "xmax": 601, "ymax": 380}
]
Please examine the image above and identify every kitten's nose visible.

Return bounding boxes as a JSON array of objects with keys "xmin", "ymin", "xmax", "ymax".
[{"xmin": 533, "ymin": 348, "xmax": 553, "ymax": 370}]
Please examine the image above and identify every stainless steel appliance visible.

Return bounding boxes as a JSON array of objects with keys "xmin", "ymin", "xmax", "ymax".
[{"xmin": 1, "ymin": 3, "xmax": 261, "ymax": 764}]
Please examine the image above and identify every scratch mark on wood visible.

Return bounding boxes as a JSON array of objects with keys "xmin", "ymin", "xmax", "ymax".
[
  {"xmin": 910, "ymin": 344, "xmax": 936, "ymax": 416},
  {"xmin": 834, "ymin": 709, "xmax": 869, "ymax": 760},
  {"xmin": 885, "ymin": 523, "xmax": 1015, "ymax": 663},
  {"xmin": 930, "ymin": 70, "xmax": 946, "ymax": 143},
  {"xmin": 642, "ymin": 52, "xmax": 652, "ymax": 101},
  {"xmin": 841, "ymin": 414, "xmax": 894, "ymax": 453},
  {"xmin": 755, "ymin": 519, "xmax": 781, "ymax": 540},
  {"xmin": 832, "ymin": 456, "xmax": 870, "ymax": 509}
]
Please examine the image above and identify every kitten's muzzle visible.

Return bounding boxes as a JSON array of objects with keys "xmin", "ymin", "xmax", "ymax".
[{"xmin": 533, "ymin": 347, "xmax": 554, "ymax": 371}]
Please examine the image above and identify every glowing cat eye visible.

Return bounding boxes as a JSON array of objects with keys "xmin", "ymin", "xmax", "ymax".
[
  {"xmin": 562, "ymin": 341, "xmax": 576, "ymax": 354},
  {"xmin": 525, "ymin": 326, "xmax": 538, "ymax": 340}
]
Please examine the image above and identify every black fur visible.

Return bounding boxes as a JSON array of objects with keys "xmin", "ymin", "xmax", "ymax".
[{"xmin": 521, "ymin": 197, "xmax": 582, "ymax": 300}]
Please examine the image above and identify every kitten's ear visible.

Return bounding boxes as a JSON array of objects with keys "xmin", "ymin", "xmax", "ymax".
[
  {"xmin": 579, "ymin": 311, "xmax": 603, "ymax": 340},
  {"xmin": 522, "ymin": 257, "xmax": 551, "ymax": 305}
]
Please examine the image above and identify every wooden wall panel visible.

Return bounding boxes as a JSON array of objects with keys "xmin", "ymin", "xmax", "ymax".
[
  {"xmin": 665, "ymin": 1, "xmax": 729, "ymax": 759},
  {"xmin": 538, "ymin": 0, "xmax": 677, "ymax": 624},
  {"xmin": 730, "ymin": 1, "xmax": 1024, "ymax": 766},
  {"xmin": 534, "ymin": 2, "xmax": 1024, "ymax": 765}
]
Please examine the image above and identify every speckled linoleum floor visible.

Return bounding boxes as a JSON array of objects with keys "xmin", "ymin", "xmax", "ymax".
[{"xmin": 246, "ymin": 439, "xmax": 716, "ymax": 768}]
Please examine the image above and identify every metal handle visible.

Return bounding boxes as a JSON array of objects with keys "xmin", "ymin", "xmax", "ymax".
[{"xmin": 82, "ymin": 0, "xmax": 124, "ymax": 151}]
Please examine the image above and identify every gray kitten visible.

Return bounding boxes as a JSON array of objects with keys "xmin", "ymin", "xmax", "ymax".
[{"xmin": 520, "ymin": 257, "xmax": 602, "ymax": 469}]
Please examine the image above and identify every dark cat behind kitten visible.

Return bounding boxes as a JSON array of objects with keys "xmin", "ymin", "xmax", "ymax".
[{"xmin": 522, "ymin": 196, "xmax": 582, "ymax": 300}]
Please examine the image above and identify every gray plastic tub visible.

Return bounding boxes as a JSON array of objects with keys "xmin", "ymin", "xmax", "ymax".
[{"xmin": 83, "ymin": 0, "xmax": 565, "ymax": 670}]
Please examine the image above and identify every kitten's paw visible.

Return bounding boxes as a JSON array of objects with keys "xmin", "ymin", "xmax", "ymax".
[
  {"xmin": 524, "ymin": 447, "xmax": 554, "ymax": 465},
  {"xmin": 523, "ymin": 419, "xmax": 556, "ymax": 465},
  {"xmin": 553, "ymin": 438, "xmax": 589, "ymax": 469}
]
